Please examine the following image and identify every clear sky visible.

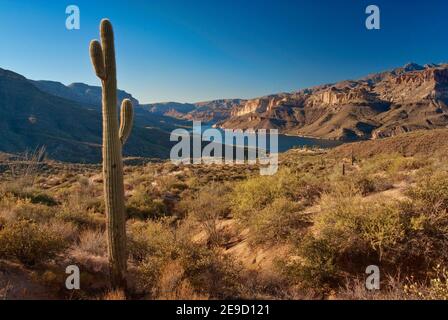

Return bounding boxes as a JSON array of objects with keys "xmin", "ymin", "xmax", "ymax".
[{"xmin": 1, "ymin": 0, "xmax": 447, "ymax": 103}]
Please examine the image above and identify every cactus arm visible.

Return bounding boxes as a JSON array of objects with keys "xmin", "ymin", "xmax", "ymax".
[
  {"xmin": 100, "ymin": 19, "xmax": 117, "ymax": 92},
  {"xmin": 119, "ymin": 99, "xmax": 134, "ymax": 145},
  {"xmin": 89, "ymin": 40, "xmax": 106, "ymax": 80}
]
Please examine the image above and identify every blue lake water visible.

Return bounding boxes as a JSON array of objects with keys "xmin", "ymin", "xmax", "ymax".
[{"xmin": 182, "ymin": 123, "xmax": 343, "ymax": 153}]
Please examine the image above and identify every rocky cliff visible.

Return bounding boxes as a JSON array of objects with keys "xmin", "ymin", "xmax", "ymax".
[
  {"xmin": 143, "ymin": 99, "xmax": 244, "ymax": 122},
  {"xmin": 219, "ymin": 63, "xmax": 448, "ymax": 141}
]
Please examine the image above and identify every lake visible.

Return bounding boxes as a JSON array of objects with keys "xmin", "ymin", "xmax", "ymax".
[{"xmin": 182, "ymin": 123, "xmax": 343, "ymax": 153}]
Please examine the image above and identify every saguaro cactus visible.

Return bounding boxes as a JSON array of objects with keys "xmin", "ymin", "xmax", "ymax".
[{"xmin": 89, "ymin": 19, "xmax": 133, "ymax": 290}]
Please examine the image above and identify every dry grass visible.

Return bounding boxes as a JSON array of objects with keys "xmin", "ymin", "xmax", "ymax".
[
  {"xmin": 0, "ymin": 131, "xmax": 447, "ymax": 299},
  {"xmin": 78, "ymin": 229, "xmax": 107, "ymax": 257},
  {"xmin": 329, "ymin": 129, "xmax": 448, "ymax": 159},
  {"xmin": 102, "ymin": 289, "xmax": 127, "ymax": 300}
]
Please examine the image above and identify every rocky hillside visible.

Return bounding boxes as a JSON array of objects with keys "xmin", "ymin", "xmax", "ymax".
[
  {"xmin": 31, "ymin": 80, "xmax": 140, "ymax": 109},
  {"xmin": 328, "ymin": 128, "xmax": 448, "ymax": 159},
  {"xmin": 219, "ymin": 63, "xmax": 448, "ymax": 141},
  {"xmin": 142, "ymin": 99, "xmax": 243, "ymax": 122},
  {"xmin": 0, "ymin": 68, "xmax": 187, "ymax": 162}
]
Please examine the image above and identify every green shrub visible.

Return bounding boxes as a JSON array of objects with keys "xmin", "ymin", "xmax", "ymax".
[
  {"xmin": 6, "ymin": 199, "xmax": 56, "ymax": 223},
  {"xmin": 231, "ymin": 169, "xmax": 323, "ymax": 224},
  {"xmin": 135, "ymin": 254, "xmax": 167, "ymax": 295},
  {"xmin": 250, "ymin": 197, "xmax": 310, "ymax": 245},
  {"xmin": 0, "ymin": 184, "xmax": 58, "ymax": 206},
  {"xmin": 127, "ymin": 219, "xmax": 177, "ymax": 262},
  {"xmin": 127, "ymin": 185, "xmax": 168, "ymax": 220},
  {"xmin": 128, "ymin": 219, "xmax": 178, "ymax": 294},
  {"xmin": 406, "ymin": 171, "xmax": 448, "ymax": 211},
  {"xmin": 354, "ymin": 173, "xmax": 394, "ymax": 196},
  {"xmin": 360, "ymin": 154, "xmax": 409, "ymax": 176},
  {"xmin": 316, "ymin": 193, "xmax": 404, "ymax": 262},
  {"xmin": 178, "ymin": 243, "xmax": 243, "ymax": 299},
  {"xmin": 231, "ymin": 176, "xmax": 281, "ymax": 223},
  {"xmin": 181, "ymin": 183, "xmax": 232, "ymax": 245},
  {"xmin": 0, "ymin": 219, "xmax": 68, "ymax": 265},
  {"xmin": 405, "ymin": 265, "xmax": 448, "ymax": 300},
  {"xmin": 283, "ymin": 171, "xmax": 448, "ymax": 290},
  {"xmin": 356, "ymin": 154, "xmax": 431, "ymax": 186},
  {"xmin": 282, "ymin": 191, "xmax": 407, "ymax": 289},
  {"xmin": 56, "ymin": 207, "xmax": 105, "ymax": 229},
  {"xmin": 282, "ymin": 236, "xmax": 339, "ymax": 290},
  {"xmin": 130, "ymin": 218, "xmax": 243, "ymax": 298}
]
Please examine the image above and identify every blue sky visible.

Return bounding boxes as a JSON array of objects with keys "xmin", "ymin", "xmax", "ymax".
[{"xmin": 0, "ymin": 0, "xmax": 447, "ymax": 103}]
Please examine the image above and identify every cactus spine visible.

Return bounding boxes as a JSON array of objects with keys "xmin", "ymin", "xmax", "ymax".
[{"xmin": 89, "ymin": 19, "xmax": 133, "ymax": 290}]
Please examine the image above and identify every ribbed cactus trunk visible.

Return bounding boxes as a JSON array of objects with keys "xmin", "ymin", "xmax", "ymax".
[{"xmin": 90, "ymin": 19, "xmax": 133, "ymax": 291}]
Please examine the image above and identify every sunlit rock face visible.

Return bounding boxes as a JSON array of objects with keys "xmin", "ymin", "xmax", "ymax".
[{"xmin": 220, "ymin": 63, "xmax": 448, "ymax": 141}]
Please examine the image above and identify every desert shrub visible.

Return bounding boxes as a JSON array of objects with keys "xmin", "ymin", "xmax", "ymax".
[
  {"xmin": 29, "ymin": 193, "xmax": 58, "ymax": 206},
  {"xmin": 282, "ymin": 191, "xmax": 406, "ymax": 289},
  {"xmin": 56, "ymin": 207, "xmax": 105, "ymax": 229},
  {"xmin": 43, "ymin": 220, "xmax": 78, "ymax": 242},
  {"xmin": 284, "ymin": 172, "xmax": 448, "ymax": 290},
  {"xmin": 78, "ymin": 229, "xmax": 107, "ymax": 256},
  {"xmin": 127, "ymin": 219, "xmax": 177, "ymax": 262},
  {"xmin": 281, "ymin": 236, "xmax": 339, "ymax": 290},
  {"xmin": 81, "ymin": 196, "xmax": 104, "ymax": 213},
  {"xmin": 132, "ymin": 218, "xmax": 244, "ymax": 299},
  {"xmin": 178, "ymin": 243, "xmax": 244, "ymax": 299},
  {"xmin": 181, "ymin": 183, "xmax": 232, "ymax": 246},
  {"xmin": 359, "ymin": 154, "xmax": 430, "ymax": 182},
  {"xmin": 0, "ymin": 183, "xmax": 57, "ymax": 206},
  {"xmin": 127, "ymin": 185, "xmax": 168, "ymax": 220},
  {"xmin": 397, "ymin": 157, "xmax": 432, "ymax": 171},
  {"xmin": 57, "ymin": 178, "xmax": 103, "ymax": 214},
  {"xmin": 102, "ymin": 290, "xmax": 126, "ymax": 300},
  {"xmin": 316, "ymin": 193, "xmax": 404, "ymax": 262},
  {"xmin": 127, "ymin": 198, "xmax": 168, "ymax": 220},
  {"xmin": 0, "ymin": 219, "xmax": 68, "ymax": 265},
  {"xmin": 406, "ymin": 171, "xmax": 448, "ymax": 211},
  {"xmin": 1, "ymin": 198, "xmax": 56, "ymax": 223},
  {"xmin": 360, "ymin": 154, "xmax": 406, "ymax": 175},
  {"xmin": 231, "ymin": 169, "xmax": 323, "ymax": 224},
  {"xmin": 231, "ymin": 175, "xmax": 281, "ymax": 223},
  {"xmin": 27, "ymin": 192, "xmax": 58, "ymax": 206},
  {"xmin": 353, "ymin": 173, "xmax": 394, "ymax": 196},
  {"xmin": 403, "ymin": 208, "xmax": 448, "ymax": 266},
  {"xmin": 157, "ymin": 174, "xmax": 187, "ymax": 193},
  {"xmin": 135, "ymin": 255, "xmax": 168, "ymax": 295},
  {"xmin": 404, "ymin": 265, "xmax": 448, "ymax": 300},
  {"xmin": 337, "ymin": 276, "xmax": 413, "ymax": 300},
  {"xmin": 155, "ymin": 260, "xmax": 209, "ymax": 300},
  {"xmin": 395, "ymin": 171, "xmax": 448, "ymax": 266},
  {"xmin": 249, "ymin": 197, "xmax": 311, "ymax": 245}
]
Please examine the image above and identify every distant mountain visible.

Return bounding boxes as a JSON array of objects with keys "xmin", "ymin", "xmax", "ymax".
[
  {"xmin": 219, "ymin": 63, "xmax": 448, "ymax": 141},
  {"xmin": 31, "ymin": 80, "xmax": 139, "ymax": 109},
  {"xmin": 31, "ymin": 79, "xmax": 189, "ymax": 133},
  {"xmin": 0, "ymin": 68, "xmax": 184, "ymax": 162},
  {"xmin": 142, "ymin": 99, "xmax": 244, "ymax": 123},
  {"xmin": 141, "ymin": 102, "xmax": 196, "ymax": 116},
  {"xmin": 3, "ymin": 61, "xmax": 448, "ymax": 163}
]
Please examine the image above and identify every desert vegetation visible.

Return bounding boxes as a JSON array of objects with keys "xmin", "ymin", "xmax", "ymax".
[{"xmin": 1, "ymin": 130, "xmax": 448, "ymax": 300}]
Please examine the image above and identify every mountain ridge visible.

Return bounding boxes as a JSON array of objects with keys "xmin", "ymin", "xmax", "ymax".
[
  {"xmin": 218, "ymin": 62, "xmax": 448, "ymax": 141},
  {"xmin": 0, "ymin": 67, "xmax": 184, "ymax": 162},
  {"xmin": 2, "ymin": 61, "xmax": 448, "ymax": 163}
]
